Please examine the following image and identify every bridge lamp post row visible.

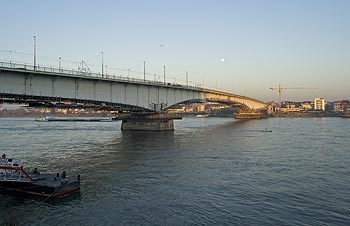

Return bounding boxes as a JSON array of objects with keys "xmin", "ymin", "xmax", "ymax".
[{"xmin": 143, "ymin": 61, "xmax": 165, "ymax": 82}]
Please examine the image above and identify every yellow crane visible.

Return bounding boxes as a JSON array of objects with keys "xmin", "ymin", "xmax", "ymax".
[{"xmin": 270, "ymin": 84, "xmax": 315, "ymax": 113}]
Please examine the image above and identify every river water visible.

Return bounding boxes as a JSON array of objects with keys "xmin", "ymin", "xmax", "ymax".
[{"xmin": 0, "ymin": 117, "xmax": 349, "ymax": 225}]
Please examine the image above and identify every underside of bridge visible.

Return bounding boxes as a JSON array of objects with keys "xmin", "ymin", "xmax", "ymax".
[
  {"xmin": 167, "ymin": 98, "xmax": 267, "ymax": 114},
  {"xmin": 0, "ymin": 91, "xmax": 269, "ymax": 130},
  {"xmin": 0, "ymin": 93, "xmax": 266, "ymax": 131},
  {"xmin": 0, "ymin": 93, "xmax": 151, "ymax": 112}
]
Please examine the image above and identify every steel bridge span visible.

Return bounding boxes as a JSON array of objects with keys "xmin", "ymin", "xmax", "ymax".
[{"xmin": 0, "ymin": 61, "xmax": 267, "ymax": 130}]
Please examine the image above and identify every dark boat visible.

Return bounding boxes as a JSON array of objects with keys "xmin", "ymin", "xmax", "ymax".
[
  {"xmin": 35, "ymin": 115, "xmax": 113, "ymax": 122},
  {"xmin": 0, "ymin": 156, "xmax": 80, "ymax": 199},
  {"xmin": 260, "ymin": 128, "xmax": 273, "ymax": 132}
]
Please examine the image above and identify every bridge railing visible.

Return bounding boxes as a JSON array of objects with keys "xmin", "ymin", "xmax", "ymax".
[
  {"xmin": 0, "ymin": 60, "xmax": 202, "ymax": 90},
  {"xmin": 0, "ymin": 60, "xmax": 106, "ymax": 78}
]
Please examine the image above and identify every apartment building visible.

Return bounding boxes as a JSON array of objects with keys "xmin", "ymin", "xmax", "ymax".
[{"xmin": 314, "ymin": 98, "xmax": 326, "ymax": 111}]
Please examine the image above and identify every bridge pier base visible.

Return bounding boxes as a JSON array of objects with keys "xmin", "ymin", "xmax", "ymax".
[{"xmin": 121, "ymin": 115, "xmax": 174, "ymax": 131}]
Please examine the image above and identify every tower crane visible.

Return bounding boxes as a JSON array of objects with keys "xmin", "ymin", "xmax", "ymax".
[{"xmin": 270, "ymin": 84, "xmax": 316, "ymax": 112}]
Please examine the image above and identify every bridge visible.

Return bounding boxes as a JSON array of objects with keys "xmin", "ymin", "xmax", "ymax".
[{"xmin": 0, "ymin": 60, "xmax": 267, "ymax": 130}]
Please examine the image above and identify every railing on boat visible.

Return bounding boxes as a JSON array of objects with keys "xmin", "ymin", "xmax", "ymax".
[{"xmin": 0, "ymin": 158, "xmax": 33, "ymax": 181}]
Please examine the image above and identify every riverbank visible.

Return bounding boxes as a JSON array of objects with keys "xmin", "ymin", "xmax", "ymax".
[{"xmin": 270, "ymin": 111, "xmax": 342, "ymax": 117}]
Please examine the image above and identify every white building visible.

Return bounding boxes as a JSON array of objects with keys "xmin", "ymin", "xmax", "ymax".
[{"xmin": 314, "ymin": 98, "xmax": 325, "ymax": 111}]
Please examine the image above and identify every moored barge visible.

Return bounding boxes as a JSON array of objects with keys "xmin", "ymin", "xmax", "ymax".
[
  {"xmin": 35, "ymin": 115, "xmax": 113, "ymax": 122},
  {"xmin": 0, "ymin": 155, "xmax": 80, "ymax": 199}
]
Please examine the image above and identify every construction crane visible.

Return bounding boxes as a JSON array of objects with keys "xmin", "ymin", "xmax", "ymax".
[{"xmin": 270, "ymin": 84, "xmax": 315, "ymax": 113}]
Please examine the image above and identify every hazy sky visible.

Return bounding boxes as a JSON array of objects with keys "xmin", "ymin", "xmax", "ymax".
[{"xmin": 1, "ymin": 0, "xmax": 349, "ymax": 102}]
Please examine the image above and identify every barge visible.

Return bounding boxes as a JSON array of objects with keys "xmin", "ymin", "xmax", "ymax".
[
  {"xmin": 0, "ymin": 155, "xmax": 80, "ymax": 199},
  {"xmin": 35, "ymin": 115, "xmax": 113, "ymax": 122}
]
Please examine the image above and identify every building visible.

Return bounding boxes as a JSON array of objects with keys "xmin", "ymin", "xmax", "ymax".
[
  {"xmin": 332, "ymin": 100, "xmax": 350, "ymax": 112},
  {"xmin": 314, "ymin": 98, "xmax": 325, "ymax": 111},
  {"xmin": 281, "ymin": 101, "xmax": 301, "ymax": 112}
]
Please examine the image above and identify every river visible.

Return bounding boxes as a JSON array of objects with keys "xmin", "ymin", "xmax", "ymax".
[{"xmin": 0, "ymin": 117, "xmax": 349, "ymax": 225}]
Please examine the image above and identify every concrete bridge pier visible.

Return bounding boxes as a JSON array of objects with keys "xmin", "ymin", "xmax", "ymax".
[{"xmin": 121, "ymin": 114, "xmax": 174, "ymax": 131}]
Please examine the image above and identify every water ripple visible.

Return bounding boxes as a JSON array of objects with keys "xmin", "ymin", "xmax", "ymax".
[{"xmin": 1, "ymin": 117, "xmax": 350, "ymax": 225}]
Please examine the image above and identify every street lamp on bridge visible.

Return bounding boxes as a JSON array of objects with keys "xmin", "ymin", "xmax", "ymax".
[
  {"xmin": 143, "ymin": 61, "xmax": 146, "ymax": 81},
  {"xmin": 101, "ymin": 51, "xmax": 104, "ymax": 78},
  {"xmin": 33, "ymin": 35, "xmax": 36, "ymax": 70},
  {"xmin": 186, "ymin": 71, "xmax": 188, "ymax": 86},
  {"xmin": 58, "ymin": 57, "xmax": 62, "ymax": 72}
]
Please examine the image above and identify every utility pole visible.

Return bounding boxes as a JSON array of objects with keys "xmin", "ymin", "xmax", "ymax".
[
  {"xmin": 58, "ymin": 57, "xmax": 62, "ymax": 72},
  {"xmin": 101, "ymin": 51, "xmax": 104, "ymax": 77},
  {"xmin": 186, "ymin": 71, "xmax": 188, "ymax": 86},
  {"xmin": 143, "ymin": 61, "xmax": 146, "ymax": 81},
  {"xmin": 163, "ymin": 66, "xmax": 166, "ymax": 84},
  {"xmin": 33, "ymin": 35, "xmax": 36, "ymax": 70}
]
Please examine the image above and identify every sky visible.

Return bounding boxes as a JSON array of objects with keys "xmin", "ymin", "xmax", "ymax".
[{"xmin": 1, "ymin": 0, "xmax": 349, "ymax": 102}]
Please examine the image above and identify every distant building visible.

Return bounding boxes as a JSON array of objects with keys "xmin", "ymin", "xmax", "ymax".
[
  {"xmin": 267, "ymin": 103, "xmax": 278, "ymax": 114},
  {"xmin": 300, "ymin": 101, "xmax": 313, "ymax": 111},
  {"xmin": 205, "ymin": 103, "xmax": 224, "ymax": 111},
  {"xmin": 281, "ymin": 101, "xmax": 301, "ymax": 112},
  {"xmin": 332, "ymin": 100, "xmax": 350, "ymax": 112},
  {"xmin": 280, "ymin": 101, "xmax": 314, "ymax": 112},
  {"xmin": 314, "ymin": 98, "xmax": 325, "ymax": 111},
  {"xmin": 194, "ymin": 104, "xmax": 206, "ymax": 112}
]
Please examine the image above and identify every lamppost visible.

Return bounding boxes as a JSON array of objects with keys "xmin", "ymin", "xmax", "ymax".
[
  {"xmin": 143, "ymin": 61, "xmax": 146, "ymax": 81},
  {"xmin": 58, "ymin": 57, "xmax": 62, "ymax": 73},
  {"xmin": 101, "ymin": 51, "xmax": 104, "ymax": 77},
  {"xmin": 186, "ymin": 71, "xmax": 188, "ymax": 86},
  {"xmin": 33, "ymin": 35, "xmax": 36, "ymax": 70},
  {"xmin": 163, "ymin": 65, "xmax": 166, "ymax": 84}
]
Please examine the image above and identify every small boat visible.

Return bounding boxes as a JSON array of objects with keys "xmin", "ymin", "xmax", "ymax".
[
  {"xmin": 259, "ymin": 128, "xmax": 272, "ymax": 132},
  {"xmin": 195, "ymin": 114, "xmax": 209, "ymax": 118},
  {"xmin": 35, "ymin": 115, "xmax": 113, "ymax": 122},
  {"xmin": 0, "ymin": 155, "xmax": 80, "ymax": 199}
]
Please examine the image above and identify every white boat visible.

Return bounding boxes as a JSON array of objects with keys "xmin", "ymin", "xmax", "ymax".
[
  {"xmin": 195, "ymin": 114, "xmax": 209, "ymax": 118},
  {"xmin": 35, "ymin": 115, "xmax": 52, "ymax": 121}
]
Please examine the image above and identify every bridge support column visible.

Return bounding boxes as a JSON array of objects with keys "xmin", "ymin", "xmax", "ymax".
[{"xmin": 121, "ymin": 115, "xmax": 174, "ymax": 131}]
